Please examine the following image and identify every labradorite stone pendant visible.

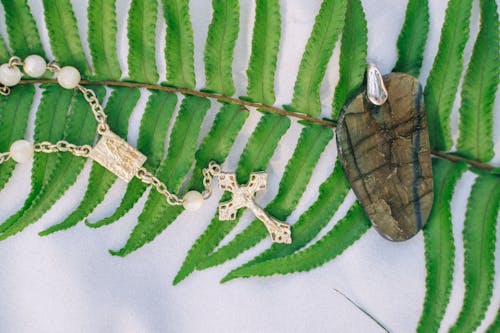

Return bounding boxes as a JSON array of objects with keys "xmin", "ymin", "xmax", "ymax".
[{"xmin": 336, "ymin": 66, "xmax": 434, "ymax": 241}]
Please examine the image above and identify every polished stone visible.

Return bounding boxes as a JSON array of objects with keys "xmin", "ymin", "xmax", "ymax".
[{"xmin": 336, "ymin": 73, "xmax": 434, "ymax": 241}]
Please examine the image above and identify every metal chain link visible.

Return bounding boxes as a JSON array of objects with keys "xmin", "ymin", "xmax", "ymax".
[
  {"xmin": 201, "ymin": 161, "xmax": 221, "ymax": 199},
  {"xmin": 8, "ymin": 56, "xmax": 22, "ymax": 68},
  {"xmin": 0, "ymin": 152, "xmax": 11, "ymax": 164},
  {"xmin": 0, "ymin": 85, "xmax": 10, "ymax": 96},
  {"xmin": 34, "ymin": 141, "xmax": 92, "ymax": 157},
  {"xmin": 135, "ymin": 167, "xmax": 184, "ymax": 206},
  {"xmin": 77, "ymin": 85, "xmax": 110, "ymax": 135}
]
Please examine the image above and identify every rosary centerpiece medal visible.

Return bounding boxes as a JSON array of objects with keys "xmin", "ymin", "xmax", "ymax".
[{"xmin": 336, "ymin": 65, "xmax": 434, "ymax": 241}]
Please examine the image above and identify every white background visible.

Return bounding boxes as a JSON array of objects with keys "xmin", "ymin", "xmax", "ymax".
[{"xmin": 0, "ymin": 0, "xmax": 499, "ymax": 332}]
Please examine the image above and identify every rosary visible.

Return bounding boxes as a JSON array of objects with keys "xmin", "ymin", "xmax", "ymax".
[{"xmin": 0, "ymin": 55, "xmax": 292, "ymax": 244}]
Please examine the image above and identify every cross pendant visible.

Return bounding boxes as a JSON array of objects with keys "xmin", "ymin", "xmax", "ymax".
[{"xmin": 217, "ymin": 172, "xmax": 292, "ymax": 244}]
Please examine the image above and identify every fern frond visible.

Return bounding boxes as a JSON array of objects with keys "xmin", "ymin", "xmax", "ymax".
[
  {"xmin": 110, "ymin": 95, "xmax": 210, "ymax": 256},
  {"xmin": 204, "ymin": 0, "xmax": 239, "ymax": 96},
  {"xmin": 199, "ymin": 124, "xmax": 334, "ymax": 269},
  {"xmin": 331, "ymin": 0, "xmax": 367, "ymax": 119},
  {"xmin": 41, "ymin": 0, "xmax": 90, "ymax": 75},
  {"xmin": 456, "ymin": 0, "xmax": 499, "ymax": 162},
  {"xmin": 222, "ymin": 202, "xmax": 370, "ymax": 282},
  {"xmin": 0, "ymin": 36, "xmax": 9, "ymax": 62},
  {"xmin": 174, "ymin": 113, "xmax": 290, "ymax": 284},
  {"xmin": 127, "ymin": 0, "xmax": 159, "ymax": 83},
  {"xmin": 424, "ymin": 0, "xmax": 473, "ymax": 151},
  {"xmin": 88, "ymin": 0, "xmax": 121, "ymax": 80},
  {"xmin": 393, "ymin": 0, "xmax": 429, "ymax": 77},
  {"xmin": 245, "ymin": 0, "xmax": 281, "ymax": 105},
  {"xmin": 87, "ymin": 91, "xmax": 178, "ymax": 228},
  {"xmin": 0, "ymin": 87, "xmax": 105, "ymax": 239},
  {"xmin": 449, "ymin": 172, "xmax": 500, "ymax": 333},
  {"xmin": 0, "ymin": 85, "xmax": 73, "ymax": 233},
  {"xmin": 0, "ymin": 0, "xmax": 44, "ymax": 58},
  {"xmin": 285, "ymin": 0, "xmax": 347, "ymax": 117},
  {"xmin": 163, "ymin": 0, "xmax": 196, "ymax": 89},
  {"xmin": 0, "ymin": 85, "xmax": 35, "ymax": 191},
  {"xmin": 417, "ymin": 159, "xmax": 466, "ymax": 333},
  {"xmin": 39, "ymin": 87, "xmax": 140, "ymax": 235},
  {"xmin": 223, "ymin": 160, "xmax": 350, "ymax": 279}
]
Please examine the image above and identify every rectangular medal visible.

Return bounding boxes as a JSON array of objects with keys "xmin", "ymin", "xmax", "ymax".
[{"xmin": 89, "ymin": 130, "xmax": 146, "ymax": 182}]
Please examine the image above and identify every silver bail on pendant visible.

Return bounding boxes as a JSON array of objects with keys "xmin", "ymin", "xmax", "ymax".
[{"xmin": 366, "ymin": 64, "xmax": 388, "ymax": 105}]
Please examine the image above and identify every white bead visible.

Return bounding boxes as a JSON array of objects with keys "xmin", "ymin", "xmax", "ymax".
[
  {"xmin": 182, "ymin": 191, "xmax": 204, "ymax": 211},
  {"xmin": 10, "ymin": 140, "xmax": 34, "ymax": 164},
  {"xmin": 0, "ymin": 63, "xmax": 22, "ymax": 86},
  {"xmin": 57, "ymin": 66, "xmax": 80, "ymax": 89},
  {"xmin": 23, "ymin": 55, "xmax": 47, "ymax": 77}
]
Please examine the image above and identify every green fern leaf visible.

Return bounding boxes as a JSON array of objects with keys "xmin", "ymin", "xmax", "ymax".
[
  {"xmin": 417, "ymin": 159, "xmax": 466, "ymax": 333},
  {"xmin": 456, "ymin": 0, "xmax": 499, "ymax": 162},
  {"xmin": 88, "ymin": 0, "xmax": 121, "ymax": 80},
  {"xmin": 245, "ymin": 0, "xmax": 281, "ymax": 105},
  {"xmin": 285, "ymin": 0, "xmax": 347, "ymax": 117},
  {"xmin": 87, "ymin": 90, "xmax": 178, "ymax": 228},
  {"xmin": 39, "ymin": 87, "xmax": 140, "ymax": 235},
  {"xmin": 0, "ymin": 36, "xmax": 9, "ymax": 62},
  {"xmin": 203, "ymin": 0, "xmax": 239, "ymax": 96},
  {"xmin": 199, "ymin": 124, "xmax": 334, "ymax": 269},
  {"xmin": 127, "ymin": 0, "xmax": 159, "ymax": 83},
  {"xmin": 0, "ymin": 0, "xmax": 44, "ymax": 58},
  {"xmin": 163, "ymin": 0, "xmax": 196, "ymax": 89},
  {"xmin": 331, "ymin": 0, "xmax": 367, "ymax": 119},
  {"xmin": 0, "ymin": 85, "xmax": 73, "ymax": 233},
  {"xmin": 0, "ymin": 87, "xmax": 105, "ymax": 240},
  {"xmin": 0, "ymin": 85, "xmax": 35, "ymax": 191},
  {"xmin": 222, "ymin": 202, "xmax": 370, "ymax": 282},
  {"xmin": 449, "ymin": 172, "xmax": 500, "ymax": 333},
  {"xmin": 424, "ymin": 0, "xmax": 473, "ymax": 151},
  {"xmin": 393, "ymin": 0, "xmax": 429, "ymax": 77},
  {"xmin": 109, "ymin": 95, "xmax": 210, "ymax": 256},
  {"xmin": 223, "ymin": 160, "xmax": 350, "ymax": 280},
  {"xmin": 42, "ymin": 0, "xmax": 90, "ymax": 75}
]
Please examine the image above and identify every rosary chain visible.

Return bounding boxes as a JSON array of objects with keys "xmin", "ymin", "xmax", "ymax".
[
  {"xmin": 0, "ymin": 152, "xmax": 11, "ymax": 164},
  {"xmin": 34, "ymin": 141, "xmax": 92, "ymax": 157},
  {"xmin": 0, "ymin": 85, "xmax": 10, "ymax": 96},
  {"xmin": 201, "ymin": 161, "xmax": 221, "ymax": 199},
  {"xmin": 77, "ymin": 85, "xmax": 110, "ymax": 135},
  {"xmin": 135, "ymin": 167, "xmax": 184, "ymax": 206},
  {"xmin": 1, "ymin": 54, "xmax": 224, "ymax": 209}
]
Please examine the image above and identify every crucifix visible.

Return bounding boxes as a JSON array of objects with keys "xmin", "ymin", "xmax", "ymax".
[{"xmin": 217, "ymin": 172, "xmax": 292, "ymax": 244}]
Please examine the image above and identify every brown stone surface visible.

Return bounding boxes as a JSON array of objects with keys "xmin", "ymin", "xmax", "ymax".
[{"xmin": 336, "ymin": 73, "xmax": 433, "ymax": 241}]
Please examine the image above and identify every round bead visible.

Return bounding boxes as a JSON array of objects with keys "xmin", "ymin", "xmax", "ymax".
[
  {"xmin": 57, "ymin": 66, "xmax": 80, "ymax": 89},
  {"xmin": 0, "ymin": 63, "xmax": 22, "ymax": 86},
  {"xmin": 23, "ymin": 55, "xmax": 47, "ymax": 77},
  {"xmin": 9, "ymin": 140, "xmax": 34, "ymax": 164},
  {"xmin": 182, "ymin": 191, "xmax": 204, "ymax": 211}
]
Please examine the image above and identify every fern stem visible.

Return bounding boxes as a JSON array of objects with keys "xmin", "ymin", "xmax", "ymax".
[
  {"xmin": 20, "ymin": 79, "xmax": 336, "ymax": 127},
  {"xmin": 17, "ymin": 79, "xmax": 497, "ymax": 173}
]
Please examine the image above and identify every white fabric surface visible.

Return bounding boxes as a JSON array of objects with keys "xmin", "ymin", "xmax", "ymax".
[{"xmin": 0, "ymin": 0, "xmax": 499, "ymax": 332}]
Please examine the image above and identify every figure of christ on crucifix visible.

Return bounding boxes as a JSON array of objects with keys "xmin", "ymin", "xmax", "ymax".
[{"xmin": 217, "ymin": 172, "xmax": 292, "ymax": 244}]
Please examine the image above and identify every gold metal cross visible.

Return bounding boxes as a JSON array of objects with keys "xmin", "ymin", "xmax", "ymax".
[{"xmin": 217, "ymin": 172, "xmax": 292, "ymax": 244}]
